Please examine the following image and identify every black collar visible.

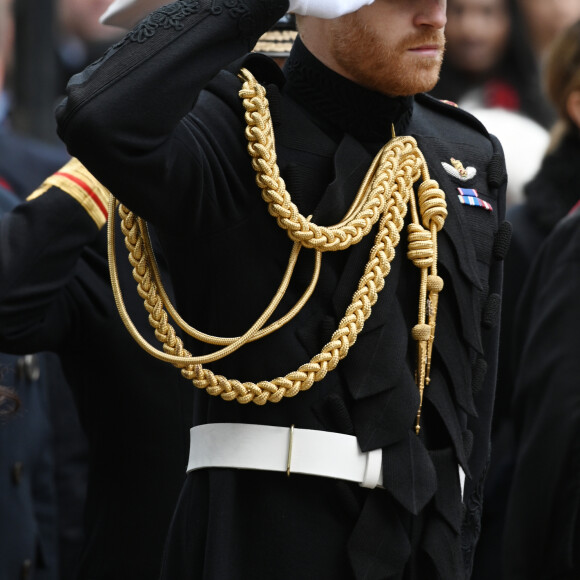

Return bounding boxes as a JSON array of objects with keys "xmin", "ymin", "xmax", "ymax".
[{"xmin": 283, "ymin": 36, "xmax": 413, "ymax": 145}]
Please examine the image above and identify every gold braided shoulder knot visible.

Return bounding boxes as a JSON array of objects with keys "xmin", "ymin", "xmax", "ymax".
[{"xmin": 107, "ymin": 68, "xmax": 447, "ymax": 431}]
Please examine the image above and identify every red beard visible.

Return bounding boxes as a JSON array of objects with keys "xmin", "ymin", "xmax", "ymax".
[{"xmin": 329, "ymin": 15, "xmax": 446, "ymax": 96}]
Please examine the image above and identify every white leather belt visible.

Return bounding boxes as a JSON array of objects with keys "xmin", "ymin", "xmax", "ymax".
[{"xmin": 187, "ymin": 423, "xmax": 384, "ymax": 489}]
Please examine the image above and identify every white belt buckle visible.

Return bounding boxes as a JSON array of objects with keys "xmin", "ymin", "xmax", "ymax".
[
  {"xmin": 187, "ymin": 423, "xmax": 384, "ymax": 489},
  {"xmin": 286, "ymin": 424, "xmax": 295, "ymax": 477}
]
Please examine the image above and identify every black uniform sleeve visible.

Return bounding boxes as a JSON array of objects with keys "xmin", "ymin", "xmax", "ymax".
[
  {"xmin": 56, "ymin": 0, "xmax": 287, "ymax": 225},
  {"xmin": 0, "ymin": 165, "xmax": 105, "ymax": 353}
]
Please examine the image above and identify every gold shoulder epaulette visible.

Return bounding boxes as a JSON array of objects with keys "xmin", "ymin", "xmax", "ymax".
[{"xmin": 27, "ymin": 157, "xmax": 111, "ymax": 229}]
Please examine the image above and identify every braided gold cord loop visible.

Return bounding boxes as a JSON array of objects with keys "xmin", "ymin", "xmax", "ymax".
[
  {"xmin": 407, "ymin": 224, "xmax": 434, "ymax": 268},
  {"xmin": 107, "ymin": 69, "xmax": 447, "ymax": 423},
  {"xmin": 114, "ymin": 184, "xmax": 407, "ymax": 403},
  {"xmin": 240, "ymin": 68, "xmax": 395, "ymax": 252}
]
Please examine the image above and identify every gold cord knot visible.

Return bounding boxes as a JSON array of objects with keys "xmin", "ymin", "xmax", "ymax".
[
  {"xmin": 418, "ymin": 180, "xmax": 447, "ymax": 231},
  {"xmin": 407, "ymin": 223, "xmax": 434, "ymax": 268},
  {"xmin": 427, "ymin": 275, "xmax": 444, "ymax": 293},
  {"xmin": 412, "ymin": 324, "xmax": 432, "ymax": 342}
]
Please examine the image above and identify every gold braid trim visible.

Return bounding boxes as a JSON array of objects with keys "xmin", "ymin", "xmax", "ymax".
[
  {"xmin": 253, "ymin": 29, "xmax": 297, "ymax": 55},
  {"xmin": 108, "ymin": 69, "xmax": 447, "ymax": 430},
  {"xmin": 239, "ymin": 70, "xmax": 387, "ymax": 251},
  {"xmin": 28, "ymin": 157, "xmax": 111, "ymax": 229}
]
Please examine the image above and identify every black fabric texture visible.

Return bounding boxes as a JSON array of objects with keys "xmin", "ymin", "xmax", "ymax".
[{"xmin": 492, "ymin": 220, "xmax": 512, "ymax": 261}]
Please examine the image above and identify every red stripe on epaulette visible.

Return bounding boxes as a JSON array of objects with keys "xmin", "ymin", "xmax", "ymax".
[
  {"xmin": 568, "ymin": 199, "xmax": 580, "ymax": 215},
  {"xmin": 55, "ymin": 171, "xmax": 108, "ymax": 218},
  {"xmin": 0, "ymin": 176, "xmax": 13, "ymax": 191},
  {"xmin": 439, "ymin": 99, "xmax": 459, "ymax": 107}
]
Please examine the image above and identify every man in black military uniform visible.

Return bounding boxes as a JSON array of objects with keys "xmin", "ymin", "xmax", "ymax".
[{"xmin": 55, "ymin": 0, "xmax": 509, "ymax": 578}]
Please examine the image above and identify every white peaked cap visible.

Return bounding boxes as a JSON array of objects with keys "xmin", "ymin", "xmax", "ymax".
[{"xmin": 100, "ymin": 0, "xmax": 170, "ymax": 29}]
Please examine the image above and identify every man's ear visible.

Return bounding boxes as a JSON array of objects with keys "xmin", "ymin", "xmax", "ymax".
[{"xmin": 566, "ymin": 89, "xmax": 580, "ymax": 130}]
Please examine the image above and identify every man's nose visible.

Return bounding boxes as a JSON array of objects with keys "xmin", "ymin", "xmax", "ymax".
[{"xmin": 414, "ymin": 0, "xmax": 447, "ymax": 29}]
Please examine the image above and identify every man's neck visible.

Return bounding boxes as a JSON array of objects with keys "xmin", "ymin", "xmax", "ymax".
[{"xmin": 283, "ymin": 37, "xmax": 414, "ymax": 145}]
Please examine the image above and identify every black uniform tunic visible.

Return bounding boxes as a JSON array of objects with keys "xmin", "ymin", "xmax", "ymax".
[{"xmin": 55, "ymin": 1, "xmax": 508, "ymax": 578}]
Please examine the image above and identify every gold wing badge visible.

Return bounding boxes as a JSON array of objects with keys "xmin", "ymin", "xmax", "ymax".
[{"xmin": 441, "ymin": 157, "xmax": 477, "ymax": 181}]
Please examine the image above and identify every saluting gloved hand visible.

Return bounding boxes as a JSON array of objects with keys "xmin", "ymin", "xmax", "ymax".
[{"xmin": 288, "ymin": 0, "xmax": 375, "ymax": 18}]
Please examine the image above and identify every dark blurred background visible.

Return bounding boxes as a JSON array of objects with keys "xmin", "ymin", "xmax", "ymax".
[{"xmin": 7, "ymin": 0, "xmax": 122, "ymax": 144}]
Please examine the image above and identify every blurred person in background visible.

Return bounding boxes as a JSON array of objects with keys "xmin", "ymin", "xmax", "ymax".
[
  {"xmin": 0, "ymin": 185, "xmax": 60, "ymax": 580},
  {"xmin": 431, "ymin": 0, "xmax": 551, "ymax": 208},
  {"xmin": 473, "ymin": 18, "xmax": 580, "ymax": 579},
  {"xmin": 432, "ymin": 0, "xmax": 554, "ymax": 127},
  {"xmin": 2, "ymin": 3, "xmax": 189, "ymax": 564},
  {"xmin": 506, "ymin": 18, "xmax": 580, "ymax": 327},
  {"xmin": 501, "ymin": 208, "xmax": 580, "ymax": 577},
  {"xmin": 0, "ymin": 157, "xmax": 193, "ymax": 580},
  {"xmin": 0, "ymin": 383, "xmax": 18, "ymax": 413},
  {"xmin": 56, "ymin": 0, "xmax": 123, "ymax": 93},
  {"xmin": 466, "ymin": 107, "xmax": 548, "ymax": 208},
  {"xmin": 0, "ymin": 0, "xmax": 90, "ymax": 578},
  {"xmin": 0, "ymin": 0, "xmax": 211, "ymax": 580},
  {"xmin": 0, "ymin": 0, "xmax": 68, "ymax": 196},
  {"xmin": 518, "ymin": 0, "xmax": 580, "ymax": 61},
  {"xmin": 0, "ymin": 0, "xmax": 11, "ymax": 124}
]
